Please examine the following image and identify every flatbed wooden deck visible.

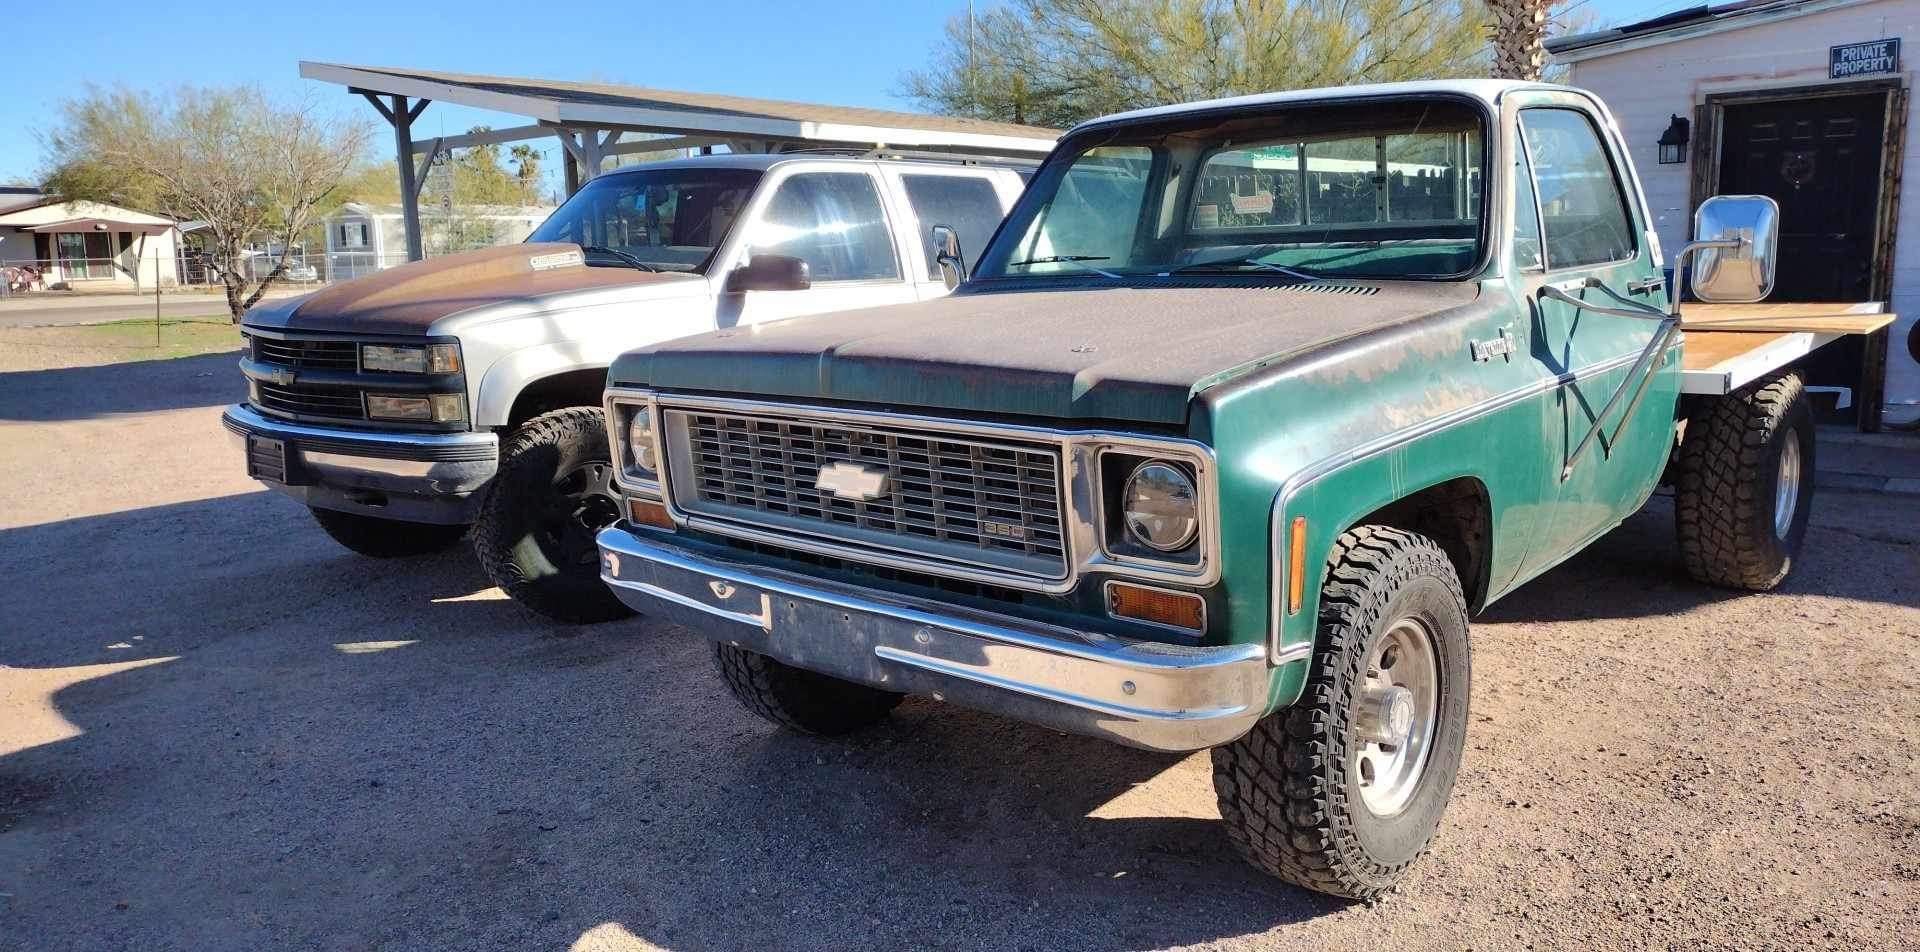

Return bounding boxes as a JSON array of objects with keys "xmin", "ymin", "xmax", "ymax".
[{"xmin": 1678, "ymin": 301, "xmax": 1895, "ymax": 395}]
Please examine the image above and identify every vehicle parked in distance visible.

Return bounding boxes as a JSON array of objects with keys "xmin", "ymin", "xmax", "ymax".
[
  {"xmin": 593, "ymin": 81, "xmax": 1833, "ymax": 897},
  {"xmin": 223, "ymin": 152, "xmax": 1030, "ymax": 621}
]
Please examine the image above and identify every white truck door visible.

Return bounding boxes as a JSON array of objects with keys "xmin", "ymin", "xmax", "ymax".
[
  {"xmin": 880, "ymin": 165, "xmax": 1024, "ymax": 301},
  {"xmin": 714, "ymin": 165, "xmax": 920, "ymax": 327}
]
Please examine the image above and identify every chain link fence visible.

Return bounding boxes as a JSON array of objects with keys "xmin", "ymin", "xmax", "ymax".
[{"xmin": 1, "ymin": 249, "xmax": 435, "ymax": 297}]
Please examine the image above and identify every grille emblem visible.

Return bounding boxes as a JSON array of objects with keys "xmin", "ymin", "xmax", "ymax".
[
  {"xmin": 264, "ymin": 366, "xmax": 296, "ymax": 386},
  {"xmin": 982, "ymin": 519, "xmax": 1028, "ymax": 541},
  {"xmin": 815, "ymin": 462, "xmax": 891, "ymax": 501}
]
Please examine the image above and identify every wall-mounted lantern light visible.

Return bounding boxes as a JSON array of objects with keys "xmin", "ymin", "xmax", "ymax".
[{"xmin": 1658, "ymin": 114, "xmax": 1690, "ymax": 165}]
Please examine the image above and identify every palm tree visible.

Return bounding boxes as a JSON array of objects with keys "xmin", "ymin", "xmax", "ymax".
[{"xmin": 1487, "ymin": 0, "xmax": 1550, "ymax": 80}]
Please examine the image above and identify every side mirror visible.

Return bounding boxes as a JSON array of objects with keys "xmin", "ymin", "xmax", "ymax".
[
  {"xmin": 932, "ymin": 224, "xmax": 966, "ymax": 290},
  {"xmin": 1688, "ymin": 194, "xmax": 1779, "ymax": 303},
  {"xmin": 725, "ymin": 253, "xmax": 811, "ymax": 293}
]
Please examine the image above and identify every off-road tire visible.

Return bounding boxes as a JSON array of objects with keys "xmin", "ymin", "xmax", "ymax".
[
  {"xmin": 1212, "ymin": 525, "xmax": 1471, "ymax": 900},
  {"xmin": 310, "ymin": 507, "xmax": 466, "ymax": 558},
  {"xmin": 472, "ymin": 407, "xmax": 633, "ymax": 624},
  {"xmin": 712, "ymin": 643, "xmax": 904, "ymax": 735},
  {"xmin": 1675, "ymin": 370, "xmax": 1813, "ymax": 590}
]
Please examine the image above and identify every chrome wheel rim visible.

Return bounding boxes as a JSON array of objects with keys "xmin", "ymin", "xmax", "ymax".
[
  {"xmin": 1354, "ymin": 618, "xmax": 1440, "ymax": 817},
  {"xmin": 1774, "ymin": 436, "xmax": 1802, "ymax": 539}
]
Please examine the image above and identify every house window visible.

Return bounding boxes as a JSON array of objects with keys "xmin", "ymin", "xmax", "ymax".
[
  {"xmin": 338, "ymin": 222, "xmax": 369, "ymax": 249},
  {"xmin": 55, "ymin": 232, "xmax": 112, "ymax": 279}
]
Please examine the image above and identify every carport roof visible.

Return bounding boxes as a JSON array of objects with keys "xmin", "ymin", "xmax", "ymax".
[{"xmin": 298, "ymin": 62, "xmax": 1061, "ymax": 154}]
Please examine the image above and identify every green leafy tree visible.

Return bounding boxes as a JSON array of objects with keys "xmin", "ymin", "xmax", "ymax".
[
  {"xmin": 42, "ymin": 84, "xmax": 370, "ymax": 319},
  {"xmin": 901, "ymin": 0, "xmax": 1495, "ymax": 127}
]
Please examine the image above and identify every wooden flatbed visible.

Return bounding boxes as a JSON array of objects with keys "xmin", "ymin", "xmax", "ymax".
[{"xmin": 1678, "ymin": 301, "xmax": 1896, "ymax": 396}]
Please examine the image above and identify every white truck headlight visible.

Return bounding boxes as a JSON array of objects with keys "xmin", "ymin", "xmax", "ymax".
[
  {"xmin": 367, "ymin": 392, "xmax": 466, "ymax": 423},
  {"xmin": 1121, "ymin": 461, "xmax": 1199, "ymax": 552},
  {"xmin": 362, "ymin": 343, "xmax": 460, "ymax": 374}
]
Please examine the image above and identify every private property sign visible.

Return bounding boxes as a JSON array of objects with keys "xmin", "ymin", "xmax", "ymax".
[{"xmin": 1831, "ymin": 38, "xmax": 1900, "ymax": 78}]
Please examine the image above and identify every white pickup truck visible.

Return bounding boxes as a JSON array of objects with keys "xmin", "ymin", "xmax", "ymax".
[{"xmin": 224, "ymin": 151, "xmax": 1030, "ymax": 621}]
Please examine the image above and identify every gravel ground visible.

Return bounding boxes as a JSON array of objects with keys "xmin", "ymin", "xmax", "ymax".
[{"xmin": 1, "ymin": 339, "xmax": 1916, "ymax": 952}]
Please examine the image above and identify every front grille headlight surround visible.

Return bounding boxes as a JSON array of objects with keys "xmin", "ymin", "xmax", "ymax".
[
  {"xmin": 606, "ymin": 391, "xmax": 664, "ymax": 493},
  {"xmin": 361, "ymin": 342, "xmax": 461, "ymax": 374},
  {"xmin": 366, "ymin": 392, "xmax": 467, "ymax": 423}
]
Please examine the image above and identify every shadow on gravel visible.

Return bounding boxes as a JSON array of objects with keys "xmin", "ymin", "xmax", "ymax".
[
  {"xmin": 1482, "ymin": 493, "xmax": 1920, "ymax": 626},
  {"xmin": 0, "ymin": 348, "xmax": 243, "ymax": 422},
  {"xmin": 2, "ymin": 491, "xmax": 1343, "ymax": 951}
]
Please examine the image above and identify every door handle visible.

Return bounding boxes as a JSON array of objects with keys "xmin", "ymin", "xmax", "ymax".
[{"xmin": 1626, "ymin": 277, "xmax": 1664, "ymax": 296}]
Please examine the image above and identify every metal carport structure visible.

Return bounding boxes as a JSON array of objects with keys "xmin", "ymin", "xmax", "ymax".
[{"xmin": 299, "ymin": 62, "xmax": 1059, "ymax": 263}]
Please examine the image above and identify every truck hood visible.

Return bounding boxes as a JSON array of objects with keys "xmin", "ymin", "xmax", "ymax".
[
  {"xmin": 614, "ymin": 281, "xmax": 1480, "ymax": 425},
  {"xmin": 243, "ymin": 242, "xmax": 695, "ymax": 335}
]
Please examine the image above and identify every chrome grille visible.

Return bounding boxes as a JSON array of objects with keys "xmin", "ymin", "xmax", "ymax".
[
  {"xmin": 251, "ymin": 336, "xmax": 358, "ymax": 370},
  {"xmin": 253, "ymin": 382, "xmax": 364, "ymax": 420},
  {"xmin": 666, "ymin": 408, "xmax": 1068, "ymax": 578}
]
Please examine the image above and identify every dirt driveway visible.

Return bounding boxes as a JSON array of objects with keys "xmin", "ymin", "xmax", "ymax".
[{"xmin": 1, "ymin": 337, "xmax": 1916, "ymax": 951}]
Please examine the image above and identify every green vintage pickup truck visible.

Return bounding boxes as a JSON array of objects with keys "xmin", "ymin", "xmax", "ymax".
[{"xmin": 590, "ymin": 80, "xmax": 1823, "ymax": 898}]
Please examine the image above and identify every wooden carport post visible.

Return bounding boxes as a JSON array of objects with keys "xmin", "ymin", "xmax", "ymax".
[{"xmin": 355, "ymin": 88, "xmax": 433, "ymax": 262}]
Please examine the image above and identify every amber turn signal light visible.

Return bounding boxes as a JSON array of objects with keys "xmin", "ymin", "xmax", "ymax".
[
  {"xmin": 1287, "ymin": 516, "xmax": 1308, "ymax": 615},
  {"xmin": 627, "ymin": 497, "xmax": 675, "ymax": 531},
  {"xmin": 1106, "ymin": 582, "xmax": 1206, "ymax": 632}
]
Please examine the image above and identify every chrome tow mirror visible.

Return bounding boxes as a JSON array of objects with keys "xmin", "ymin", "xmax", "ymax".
[
  {"xmin": 1687, "ymin": 194, "xmax": 1779, "ymax": 303},
  {"xmin": 932, "ymin": 224, "xmax": 967, "ymax": 290}
]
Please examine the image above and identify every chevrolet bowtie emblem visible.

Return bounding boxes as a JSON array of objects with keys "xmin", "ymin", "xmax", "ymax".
[
  {"xmin": 815, "ymin": 461, "xmax": 891, "ymax": 501},
  {"xmin": 265, "ymin": 367, "xmax": 296, "ymax": 386}
]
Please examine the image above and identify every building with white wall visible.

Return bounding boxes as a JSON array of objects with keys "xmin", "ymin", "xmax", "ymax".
[
  {"xmin": 1552, "ymin": 0, "xmax": 1920, "ymax": 428},
  {"xmin": 323, "ymin": 202, "xmax": 556, "ymax": 281},
  {"xmin": 0, "ymin": 195, "xmax": 180, "ymax": 290}
]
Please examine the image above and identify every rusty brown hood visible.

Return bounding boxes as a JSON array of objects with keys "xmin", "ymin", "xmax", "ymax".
[{"xmin": 251, "ymin": 243, "xmax": 688, "ymax": 335}]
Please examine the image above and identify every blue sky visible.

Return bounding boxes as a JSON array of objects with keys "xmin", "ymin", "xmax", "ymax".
[{"xmin": 1, "ymin": 0, "xmax": 1687, "ymax": 189}]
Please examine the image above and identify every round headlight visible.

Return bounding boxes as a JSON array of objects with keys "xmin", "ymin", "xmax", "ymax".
[
  {"xmin": 627, "ymin": 408, "xmax": 657, "ymax": 473},
  {"xmin": 1121, "ymin": 461, "xmax": 1198, "ymax": 552}
]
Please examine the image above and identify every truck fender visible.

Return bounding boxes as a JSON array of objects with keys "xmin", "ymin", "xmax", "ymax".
[{"xmin": 474, "ymin": 341, "xmax": 609, "ymax": 429}]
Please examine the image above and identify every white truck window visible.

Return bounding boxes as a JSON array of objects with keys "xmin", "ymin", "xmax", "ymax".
[
  {"xmin": 752, "ymin": 172, "xmax": 899, "ymax": 282},
  {"xmin": 899, "ymin": 173, "xmax": 1004, "ymax": 279},
  {"xmin": 1519, "ymin": 109, "xmax": 1637, "ymax": 270}
]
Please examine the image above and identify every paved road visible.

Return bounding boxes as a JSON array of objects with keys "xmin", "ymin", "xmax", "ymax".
[
  {"xmin": 0, "ymin": 288, "xmax": 307, "ymax": 328},
  {"xmin": 0, "ymin": 344, "xmax": 1915, "ymax": 951}
]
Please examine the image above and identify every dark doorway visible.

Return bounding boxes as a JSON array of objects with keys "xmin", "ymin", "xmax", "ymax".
[{"xmin": 1717, "ymin": 90, "xmax": 1891, "ymax": 424}]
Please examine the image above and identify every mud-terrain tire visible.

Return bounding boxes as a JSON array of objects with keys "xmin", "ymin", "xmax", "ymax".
[
  {"xmin": 472, "ymin": 407, "xmax": 633, "ymax": 624},
  {"xmin": 1675, "ymin": 370, "xmax": 1813, "ymax": 591},
  {"xmin": 1212, "ymin": 525, "xmax": 1471, "ymax": 900},
  {"xmin": 712, "ymin": 643, "xmax": 904, "ymax": 735},
  {"xmin": 310, "ymin": 507, "xmax": 466, "ymax": 558}
]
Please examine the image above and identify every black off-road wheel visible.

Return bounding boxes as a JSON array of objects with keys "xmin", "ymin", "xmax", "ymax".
[
  {"xmin": 1212, "ymin": 525, "xmax": 1471, "ymax": 900},
  {"xmin": 310, "ymin": 506, "xmax": 466, "ymax": 558},
  {"xmin": 1675, "ymin": 370, "xmax": 1814, "ymax": 591},
  {"xmin": 712, "ymin": 643, "xmax": 904, "ymax": 735},
  {"xmin": 472, "ymin": 407, "xmax": 633, "ymax": 624}
]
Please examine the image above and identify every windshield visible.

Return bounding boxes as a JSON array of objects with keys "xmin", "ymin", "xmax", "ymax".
[
  {"xmin": 973, "ymin": 99, "xmax": 1486, "ymax": 282},
  {"xmin": 527, "ymin": 167, "xmax": 763, "ymax": 273}
]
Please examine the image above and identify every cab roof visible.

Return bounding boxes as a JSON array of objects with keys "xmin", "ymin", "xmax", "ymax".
[{"xmin": 1069, "ymin": 79, "xmax": 1582, "ymax": 135}]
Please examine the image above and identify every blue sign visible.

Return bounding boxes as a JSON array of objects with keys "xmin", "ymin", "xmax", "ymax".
[{"xmin": 1831, "ymin": 38, "xmax": 1900, "ymax": 78}]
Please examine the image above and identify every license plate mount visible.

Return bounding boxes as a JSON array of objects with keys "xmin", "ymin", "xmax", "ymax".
[{"xmin": 246, "ymin": 435, "xmax": 290, "ymax": 483}]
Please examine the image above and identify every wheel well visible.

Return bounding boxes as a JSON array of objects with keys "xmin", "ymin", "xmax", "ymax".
[
  {"xmin": 506, "ymin": 368, "xmax": 608, "ymax": 428},
  {"xmin": 1350, "ymin": 477, "xmax": 1493, "ymax": 610}
]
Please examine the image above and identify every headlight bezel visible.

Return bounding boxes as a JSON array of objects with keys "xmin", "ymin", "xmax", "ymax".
[
  {"xmin": 361, "ymin": 342, "xmax": 461, "ymax": 375},
  {"xmin": 607, "ymin": 393, "xmax": 664, "ymax": 492}
]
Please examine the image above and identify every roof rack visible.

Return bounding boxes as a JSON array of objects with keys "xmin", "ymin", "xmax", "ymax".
[{"xmin": 776, "ymin": 146, "xmax": 1043, "ymax": 167}]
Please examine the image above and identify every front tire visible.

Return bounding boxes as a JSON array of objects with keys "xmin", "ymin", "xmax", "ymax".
[
  {"xmin": 1675, "ymin": 370, "xmax": 1814, "ymax": 590},
  {"xmin": 712, "ymin": 644, "xmax": 904, "ymax": 736},
  {"xmin": 1212, "ymin": 525, "xmax": 1471, "ymax": 900},
  {"xmin": 471, "ymin": 407, "xmax": 633, "ymax": 624},
  {"xmin": 310, "ymin": 506, "xmax": 466, "ymax": 558}
]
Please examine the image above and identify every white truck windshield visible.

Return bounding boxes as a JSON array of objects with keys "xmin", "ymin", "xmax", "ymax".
[
  {"xmin": 528, "ymin": 167, "xmax": 763, "ymax": 273},
  {"xmin": 973, "ymin": 99, "xmax": 1487, "ymax": 282}
]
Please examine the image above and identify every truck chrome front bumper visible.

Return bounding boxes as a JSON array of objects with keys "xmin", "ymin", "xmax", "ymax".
[
  {"xmin": 221, "ymin": 404, "xmax": 499, "ymax": 525},
  {"xmin": 596, "ymin": 529, "xmax": 1273, "ymax": 752}
]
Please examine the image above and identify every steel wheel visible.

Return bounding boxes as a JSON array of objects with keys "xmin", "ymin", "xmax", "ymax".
[
  {"xmin": 1353, "ymin": 617, "xmax": 1440, "ymax": 817},
  {"xmin": 1773, "ymin": 435, "xmax": 1802, "ymax": 540}
]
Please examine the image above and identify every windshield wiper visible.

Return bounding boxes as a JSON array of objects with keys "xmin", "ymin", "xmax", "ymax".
[
  {"xmin": 1165, "ymin": 257, "xmax": 1322, "ymax": 281},
  {"xmin": 1002, "ymin": 254, "xmax": 1121, "ymax": 279},
  {"xmin": 580, "ymin": 245, "xmax": 660, "ymax": 272}
]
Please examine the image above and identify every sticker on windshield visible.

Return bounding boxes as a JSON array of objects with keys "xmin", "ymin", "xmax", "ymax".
[
  {"xmin": 529, "ymin": 250, "xmax": 584, "ymax": 271},
  {"xmin": 1230, "ymin": 191, "xmax": 1275, "ymax": 215}
]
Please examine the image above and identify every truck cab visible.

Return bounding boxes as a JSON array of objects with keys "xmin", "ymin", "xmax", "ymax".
[
  {"xmin": 222, "ymin": 152, "xmax": 1029, "ymax": 621},
  {"xmin": 590, "ymin": 81, "xmax": 1816, "ymax": 898}
]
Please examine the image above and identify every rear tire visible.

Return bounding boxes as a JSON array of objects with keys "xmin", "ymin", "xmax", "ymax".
[
  {"xmin": 310, "ymin": 507, "xmax": 466, "ymax": 558},
  {"xmin": 471, "ymin": 407, "xmax": 634, "ymax": 624},
  {"xmin": 1675, "ymin": 370, "xmax": 1814, "ymax": 590},
  {"xmin": 1212, "ymin": 525, "xmax": 1471, "ymax": 900},
  {"xmin": 712, "ymin": 643, "xmax": 904, "ymax": 736}
]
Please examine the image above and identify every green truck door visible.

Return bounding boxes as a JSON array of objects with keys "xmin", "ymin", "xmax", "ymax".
[{"xmin": 1517, "ymin": 107, "xmax": 1678, "ymax": 567}]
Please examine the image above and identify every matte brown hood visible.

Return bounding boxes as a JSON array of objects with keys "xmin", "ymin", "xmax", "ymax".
[{"xmin": 262, "ymin": 243, "xmax": 685, "ymax": 334}]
